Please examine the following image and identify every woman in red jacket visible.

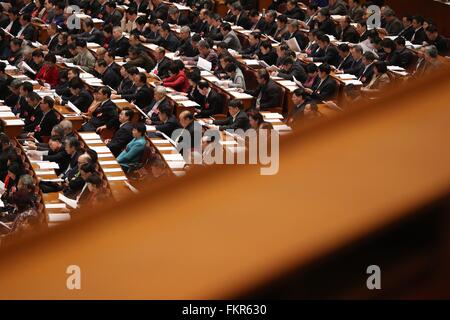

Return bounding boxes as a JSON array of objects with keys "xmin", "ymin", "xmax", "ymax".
[
  {"xmin": 162, "ymin": 63, "xmax": 190, "ymax": 92},
  {"xmin": 35, "ymin": 52, "xmax": 59, "ymax": 88}
]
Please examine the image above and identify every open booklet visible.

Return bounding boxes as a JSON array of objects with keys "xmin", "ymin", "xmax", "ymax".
[{"xmin": 292, "ymin": 76, "xmax": 304, "ymax": 89}]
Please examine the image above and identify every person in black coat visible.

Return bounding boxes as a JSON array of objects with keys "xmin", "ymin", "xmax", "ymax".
[
  {"xmin": 152, "ymin": 47, "xmax": 171, "ymax": 79},
  {"xmin": 154, "ymin": 105, "xmax": 181, "ymax": 138},
  {"xmin": 312, "ymin": 34, "xmax": 340, "ymax": 67},
  {"xmin": 81, "ymin": 86, "xmax": 118, "ymax": 132},
  {"xmin": 304, "ymin": 63, "xmax": 337, "ymax": 102},
  {"xmin": 0, "ymin": 133, "xmax": 17, "ymax": 181},
  {"xmin": 282, "ymin": 20, "xmax": 309, "ymax": 50},
  {"xmin": 410, "ymin": 16, "xmax": 427, "ymax": 45},
  {"xmin": 343, "ymin": 45, "xmax": 364, "ymax": 76},
  {"xmin": 228, "ymin": 2, "xmax": 251, "ymax": 29},
  {"xmin": 276, "ymin": 56, "xmax": 307, "ymax": 82},
  {"xmin": 258, "ymin": 41, "xmax": 278, "ymax": 66},
  {"xmin": 167, "ymin": 6, "xmax": 189, "ymax": 26},
  {"xmin": 103, "ymin": 2, "xmax": 122, "ymax": 26},
  {"xmin": 17, "ymin": 14, "xmax": 36, "ymax": 41},
  {"xmin": 177, "ymin": 27, "xmax": 198, "ymax": 57},
  {"xmin": 394, "ymin": 37, "xmax": 414, "ymax": 69},
  {"xmin": 121, "ymin": 72, "xmax": 154, "ymax": 110},
  {"xmin": 109, "ymin": 27, "xmax": 130, "ymax": 57},
  {"xmin": 195, "ymin": 81, "xmax": 224, "ymax": 118},
  {"xmin": 285, "ymin": 0, "xmax": 306, "ymax": 20},
  {"xmin": 358, "ymin": 51, "xmax": 376, "ymax": 85},
  {"xmin": 150, "ymin": 0, "xmax": 169, "ymax": 21},
  {"xmin": 174, "ymin": 111, "xmax": 202, "ymax": 154},
  {"xmin": 212, "ymin": 100, "xmax": 250, "ymax": 131},
  {"xmin": 336, "ymin": 43, "xmax": 354, "ymax": 71},
  {"xmin": 157, "ymin": 23, "xmax": 180, "ymax": 52},
  {"xmin": 315, "ymin": 8, "xmax": 337, "ymax": 37},
  {"xmin": 78, "ymin": 18, "xmax": 104, "ymax": 45},
  {"xmin": 398, "ymin": 16, "xmax": 414, "ymax": 41},
  {"xmin": 106, "ymin": 108, "xmax": 134, "ymax": 157},
  {"xmin": 42, "ymin": 136, "xmax": 71, "ymax": 176},
  {"xmin": 66, "ymin": 78, "xmax": 94, "ymax": 113},
  {"xmin": 261, "ymin": 11, "xmax": 277, "ymax": 36},
  {"xmin": 29, "ymin": 96, "xmax": 59, "ymax": 142},
  {"xmin": 245, "ymin": 69, "xmax": 282, "ymax": 110},
  {"xmin": 94, "ymin": 59, "xmax": 121, "ymax": 90},
  {"xmin": 339, "ymin": 17, "xmax": 360, "ymax": 43}
]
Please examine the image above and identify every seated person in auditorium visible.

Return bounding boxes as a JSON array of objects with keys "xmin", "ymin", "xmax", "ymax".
[
  {"xmin": 25, "ymin": 96, "xmax": 59, "ymax": 142},
  {"xmin": 153, "ymin": 105, "xmax": 181, "ymax": 138},
  {"xmin": 109, "ymin": 26, "xmax": 130, "ymax": 57},
  {"xmin": 1, "ymin": 163, "xmax": 25, "ymax": 211},
  {"xmin": 190, "ymin": 40, "xmax": 219, "ymax": 71},
  {"xmin": 0, "ymin": 134, "xmax": 17, "ymax": 181},
  {"xmin": 162, "ymin": 63, "xmax": 190, "ymax": 93},
  {"xmin": 287, "ymin": 88, "xmax": 313, "ymax": 125},
  {"xmin": 360, "ymin": 61, "xmax": 391, "ymax": 95},
  {"xmin": 11, "ymin": 81, "xmax": 33, "ymax": 118},
  {"xmin": 303, "ymin": 64, "xmax": 337, "ymax": 102},
  {"xmin": 17, "ymin": 13, "xmax": 36, "ymax": 41},
  {"xmin": 394, "ymin": 37, "xmax": 414, "ymax": 69},
  {"xmin": 126, "ymin": 45, "xmax": 156, "ymax": 72},
  {"xmin": 261, "ymin": 10, "xmax": 277, "ymax": 37},
  {"xmin": 195, "ymin": 81, "xmax": 224, "ymax": 118},
  {"xmin": 50, "ymin": 2, "xmax": 65, "ymax": 27},
  {"xmin": 26, "ymin": 49, "xmax": 44, "ymax": 78},
  {"xmin": 382, "ymin": 8, "xmax": 403, "ymax": 36},
  {"xmin": 272, "ymin": 57, "xmax": 307, "ymax": 82},
  {"xmin": 117, "ymin": 65, "xmax": 136, "ymax": 96},
  {"xmin": 119, "ymin": 72, "xmax": 154, "ymax": 110},
  {"xmin": 415, "ymin": 45, "xmax": 442, "ymax": 77},
  {"xmin": 175, "ymin": 111, "xmax": 202, "ymax": 155},
  {"xmin": 410, "ymin": 16, "xmax": 427, "ymax": 45},
  {"xmin": 103, "ymin": 50, "xmax": 121, "ymax": 75},
  {"xmin": 0, "ymin": 63, "xmax": 10, "ymax": 100},
  {"xmin": 248, "ymin": 9, "xmax": 265, "ymax": 32},
  {"xmin": 117, "ymin": 122, "xmax": 147, "ymax": 171},
  {"xmin": 217, "ymin": 23, "xmax": 242, "ymax": 51},
  {"xmin": 273, "ymin": 15, "xmax": 288, "ymax": 42},
  {"xmin": 424, "ymin": 25, "xmax": 448, "ymax": 56},
  {"xmin": 258, "ymin": 41, "xmax": 278, "ymax": 67},
  {"xmin": 211, "ymin": 99, "xmax": 250, "ymax": 131},
  {"xmin": 248, "ymin": 111, "xmax": 270, "ymax": 131},
  {"xmin": 61, "ymin": 152, "xmax": 96, "ymax": 199},
  {"xmin": 167, "ymin": 6, "xmax": 189, "ymax": 26},
  {"xmin": 66, "ymin": 39, "xmax": 96, "ymax": 72},
  {"xmin": 176, "ymin": 27, "xmax": 199, "ymax": 58},
  {"xmin": 356, "ymin": 20, "xmax": 369, "ymax": 42},
  {"xmin": 341, "ymin": 45, "xmax": 364, "ymax": 76},
  {"xmin": 358, "ymin": 51, "xmax": 377, "ymax": 85},
  {"xmin": 56, "ymin": 67, "xmax": 80, "ymax": 100},
  {"xmin": 94, "ymin": 59, "xmax": 121, "ymax": 90},
  {"xmin": 327, "ymin": 0, "xmax": 348, "ymax": 15},
  {"xmin": 285, "ymin": 0, "xmax": 306, "ymax": 20},
  {"xmin": 308, "ymin": 34, "xmax": 340, "ymax": 67},
  {"xmin": 54, "ymin": 32, "xmax": 70, "ymax": 58},
  {"xmin": 224, "ymin": 63, "xmax": 246, "ymax": 90},
  {"xmin": 66, "ymin": 78, "xmax": 94, "ymax": 113},
  {"xmin": 104, "ymin": 2, "xmax": 123, "ymax": 27},
  {"xmin": 23, "ymin": 92, "xmax": 42, "ymax": 132},
  {"xmin": 5, "ymin": 38, "xmax": 24, "ymax": 66},
  {"xmin": 151, "ymin": 47, "xmax": 171, "ymax": 79},
  {"xmin": 282, "ymin": 20, "xmax": 308, "ymax": 51},
  {"xmin": 381, "ymin": 38, "xmax": 400, "ymax": 66},
  {"xmin": 187, "ymin": 68, "xmax": 206, "ymax": 108},
  {"xmin": 35, "ymin": 53, "xmax": 59, "ymax": 88},
  {"xmin": 303, "ymin": 63, "xmax": 321, "ymax": 89},
  {"xmin": 81, "ymin": 86, "xmax": 118, "ymax": 133},
  {"xmin": 239, "ymin": 32, "xmax": 262, "ymax": 59},
  {"xmin": 148, "ymin": 158, "xmax": 170, "ymax": 180},
  {"xmin": 338, "ymin": 16, "xmax": 360, "ymax": 43},
  {"xmin": 78, "ymin": 18, "xmax": 104, "ymax": 45},
  {"xmin": 80, "ymin": 174, "xmax": 109, "ymax": 207},
  {"xmin": 313, "ymin": 8, "xmax": 337, "ymax": 37},
  {"xmin": 336, "ymin": 43, "xmax": 354, "ymax": 71},
  {"xmin": 244, "ymin": 69, "xmax": 282, "ymax": 111},
  {"xmin": 121, "ymin": 8, "xmax": 139, "ymax": 34},
  {"xmin": 144, "ymin": 86, "xmax": 171, "ymax": 124},
  {"xmin": 28, "ymin": 135, "xmax": 70, "ymax": 176},
  {"xmin": 156, "ymin": 23, "xmax": 180, "ymax": 52},
  {"xmin": 149, "ymin": 0, "xmax": 170, "ymax": 22},
  {"xmin": 214, "ymin": 54, "xmax": 235, "ymax": 79},
  {"xmin": 228, "ymin": 2, "xmax": 251, "ymax": 29},
  {"xmin": 106, "ymin": 108, "xmax": 134, "ymax": 157},
  {"xmin": 4, "ymin": 8, "xmax": 21, "ymax": 37}
]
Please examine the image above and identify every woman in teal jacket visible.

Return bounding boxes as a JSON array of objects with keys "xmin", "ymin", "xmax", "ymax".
[{"xmin": 117, "ymin": 122, "xmax": 147, "ymax": 170}]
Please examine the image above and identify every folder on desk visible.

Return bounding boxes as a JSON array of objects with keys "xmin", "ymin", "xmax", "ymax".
[
  {"xmin": 197, "ymin": 57, "xmax": 212, "ymax": 71},
  {"xmin": 286, "ymin": 37, "xmax": 302, "ymax": 53}
]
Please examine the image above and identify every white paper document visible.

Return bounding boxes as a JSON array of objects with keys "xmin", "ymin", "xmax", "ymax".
[
  {"xmin": 91, "ymin": 146, "xmax": 111, "ymax": 153},
  {"xmin": 151, "ymin": 139, "xmax": 171, "ymax": 144},
  {"xmin": 79, "ymin": 132, "xmax": 101, "ymax": 140},
  {"xmin": 107, "ymin": 175, "xmax": 127, "ymax": 181},
  {"xmin": 99, "ymin": 160, "xmax": 119, "ymax": 165},
  {"xmin": 58, "ymin": 193, "xmax": 78, "ymax": 209},
  {"xmin": 103, "ymin": 167, "xmax": 123, "ymax": 173},
  {"xmin": 37, "ymin": 162, "xmax": 59, "ymax": 169},
  {"xmin": 163, "ymin": 153, "xmax": 185, "ymax": 161},
  {"xmin": 45, "ymin": 203, "xmax": 67, "ymax": 209},
  {"xmin": 197, "ymin": 57, "xmax": 212, "ymax": 71},
  {"xmin": 48, "ymin": 213, "xmax": 71, "ymax": 222}
]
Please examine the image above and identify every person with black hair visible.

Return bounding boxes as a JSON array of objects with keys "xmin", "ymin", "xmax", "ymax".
[
  {"xmin": 23, "ymin": 91, "xmax": 42, "ymax": 132},
  {"xmin": 28, "ymin": 50, "xmax": 45, "ymax": 78},
  {"xmin": 196, "ymin": 81, "xmax": 224, "ymax": 118},
  {"xmin": 162, "ymin": 63, "xmax": 190, "ymax": 92},
  {"xmin": 258, "ymin": 41, "xmax": 278, "ymax": 66},
  {"xmin": 311, "ymin": 34, "xmax": 340, "ymax": 67},
  {"xmin": 117, "ymin": 65, "xmax": 135, "ymax": 96},
  {"xmin": 358, "ymin": 51, "xmax": 377, "ymax": 84},
  {"xmin": 78, "ymin": 18, "xmax": 104, "ymax": 45},
  {"xmin": 303, "ymin": 63, "xmax": 338, "ymax": 102},
  {"xmin": 240, "ymin": 32, "xmax": 262, "ymax": 58},
  {"xmin": 1, "ymin": 162, "xmax": 25, "ymax": 206},
  {"xmin": 151, "ymin": 46, "xmax": 171, "ymax": 79},
  {"xmin": 225, "ymin": 63, "xmax": 246, "ymax": 90},
  {"xmin": 35, "ymin": 52, "xmax": 59, "ymax": 88},
  {"xmin": 218, "ymin": 22, "xmax": 242, "ymax": 51},
  {"xmin": 106, "ymin": 108, "xmax": 135, "ymax": 157},
  {"xmin": 67, "ymin": 39, "xmax": 96, "ymax": 71},
  {"xmin": 5, "ymin": 8, "xmax": 21, "ymax": 36},
  {"xmin": 67, "ymin": 78, "xmax": 94, "ymax": 113},
  {"xmin": 17, "ymin": 13, "xmax": 36, "ymax": 41},
  {"xmin": 14, "ymin": 81, "xmax": 33, "ymax": 119},
  {"xmin": 6, "ymin": 38, "xmax": 24, "ymax": 66},
  {"xmin": 127, "ymin": 45, "xmax": 155, "ymax": 72},
  {"xmin": 343, "ymin": 45, "xmax": 365, "ymax": 76},
  {"xmin": 288, "ymin": 88, "xmax": 311, "ymax": 123},
  {"xmin": 356, "ymin": 20, "xmax": 369, "ymax": 42},
  {"xmin": 411, "ymin": 16, "xmax": 427, "ymax": 45},
  {"xmin": 121, "ymin": 72, "xmax": 154, "ymax": 110},
  {"xmin": 153, "ymin": 104, "xmax": 180, "ymax": 138},
  {"xmin": 94, "ymin": 59, "xmax": 121, "ymax": 90},
  {"xmin": 338, "ymin": 16, "xmax": 360, "ymax": 43},
  {"xmin": 149, "ymin": 0, "xmax": 169, "ymax": 21},
  {"xmin": 285, "ymin": 0, "xmax": 305, "ymax": 20},
  {"xmin": 398, "ymin": 16, "xmax": 414, "ymax": 41},
  {"xmin": 104, "ymin": 1, "xmax": 123, "ymax": 26},
  {"xmin": 117, "ymin": 122, "xmax": 147, "ymax": 171},
  {"xmin": 394, "ymin": 37, "xmax": 414, "ymax": 69},
  {"xmin": 245, "ymin": 69, "xmax": 282, "ymax": 110},
  {"xmin": 0, "ymin": 62, "xmax": 9, "ymax": 100},
  {"xmin": 361, "ymin": 61, "xmax": 391, "ymax": 93},
  {"xmin": 275, "ymin": 56, "xmax": 307, "ymax": 82},
  {"xmin": 156, "ymin": 22, "xmax": 180, "ymax": 52},
  {"xmin": 27, "ymin": 96, "xmax": 59, "ymax": 142},
  {"xmin": 0, "ymin": 134, "xmax": 17, "ymax": 181},
  {"xmin": 206, "ymin": 13, "xmax": 223, "ymax": 42},
  {"xmin": 187, "ymin": 68, "xmax": 205, "ymax": 107},
  {"xmin": 211, "ymin": 99, "xmax": 250, "ymax": 131},
  {"xmin": 425, "ymin": 25, "xmax": 448, "ymax": 56},
  {"xmin": 315, "ymin": 8, "xmax": 337, "ymax": 37},
  {"xmin": 81, "ymin": 86, "xmax": 119, "ymax": 132},
  {"xmin": 50, "ymin": 2, "xmax": 65, "ymax": 27}
]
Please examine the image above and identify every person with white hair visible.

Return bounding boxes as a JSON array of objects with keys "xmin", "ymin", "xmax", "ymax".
[
  {"xmin": 145, "ymin": 85, "xmax": 171, "ymax": 124},
  {"xmin": 176, "ymin": 26, "xmax": 197, "ymax": 57}
]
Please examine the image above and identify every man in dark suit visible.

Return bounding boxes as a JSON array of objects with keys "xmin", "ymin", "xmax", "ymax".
[
  {"xmin": 261, "ymin": 10, "xmax": 277, "ymax": 36},
  {"xmin": 109, "ymin": 26, "xmax": 130, "ymax": 57},
  {"xmin": 152, "ymin": 47, "xmax": 171, "ymax": 79},
  {"xmin": 104, "ymin": 2, "xmax": 123, "ymax": 26},
  {"xmin": 40, "ymin": 136, "xmax": 70, "ymax": 176},
  {"xmin": 27, "ymin": 96, "xmax": 59, "ymax": 142},
  {"xmin": 343, "ymin": 45, "xmax": 364, "ymax": 76},
  {"xmin": 17, "ymin": 14, "xmax": 36, "ymax": 41},
  {"xmin": 275, "ymin": 57, "xmax": 307, "ymax": 82},
  {"xmin": 212, "ymin": 99, "xmax": 250, "ymax": 131},
  {"xmin": 425, "ymin": 25, "xmax": 448, "ymax": 56},
  {"xmin": 394, "ymin": 37, "xmax": 414, "ymax": 69},
  {"xmin": 358, "ymin": 51, "xmax": 376, "ymax": 85},
  {"xmin": 81, "ymin": 86, "xmax": 118, "ymax": 133},
  {"xmin": 106, "ymin": 108, "xmax": 134, "ymax": 157},
  {"xmin": 240, "ymin": 31, "xmax": 261, "ymax": 58},
  {"xmin": 78, "ymin": 18, "xmax": 104, "ymax": 45},
  {"xmin": 177, "ymin": 26, "xmax": 198, "ymax": 57},
  {"xmin": 42, "ymin": 23, "xmax": 59, "ymax": 52},
  {"xmin": 336, "ymin": 43, "xmax": 354, "ymax": 71},
  {"xmin": 228, "ymin": 2, "xmax": 251, "ymax": 29},
  {"xmin": 410, "ymin": 16, "xmax": 427, "ymax": 45},
  {"xmin": 339, "ymin": 16, "xmax": 360, "ymax": 43},
  {"xmin": 94, "ymin": 59, "xmax": 121, "ymax": 90},
  {"xmin": 154, "ymin": 105, "xmax": 180, "ymax": 138},
  {"xmin": 304, "ymin": 63, "xmax": 337, "ymax": 102},
  {"xmin": 175, "ymin": 111, "xmax": 202, "ymax": 155},
  {"xmin": 312, "ymin": 34, "xmax": 340, "ymax": 67},
  {"xmin": 121, "ymin": 72, "xmax": 154, "ymax": 110},
  {"xmin": 67, "ymin": 78, "xmax": 94, "ymax": 113},
  {"xmin": 245, "ymin": 69, "xmax": 282, "ymax": 111},
  {"xmin": 315, "ymin": 8, "xmax": 337, "ymax": 37},
  {"xmin": 285, "ymin": 0, "xmax": 306, "ymax": 20},
  {"xmin": 144, "ymin": 85, "xmax": 171, "ymax": 122},
  {"xmin": 384, "ymin": 9, "xmax": 403, "ymax": 36},
  {"xmin": 150, "ymin": 0, "xmax": 169, "ymax": 21},
  {"xmin": 282, "ymin": 20, "xmax": 309, "ymax": 51},
  {"xmin": 206, "ymin": 14, "xmax": 223, "ymax": 42},
  {"xmin": 157, "ymin": 23, "xmax": 180, "ymax": 52},
  {"xmin": 19, "ymin": 0, "xmax": 36, "ymax": 15},
  {"xmin": 196, "ymin": 81, "xmax": 224, "ymax": 118},
  {"xmin": 167, "ymin": 6, "xmax": 189, "ymax": 26},
  {"xmin": 248, "ymin": 9, "xmax": 265, "ymax": 31},
  {"xmin": 398, "ymin": 16, "xmax": 415, "ymax": 41}
]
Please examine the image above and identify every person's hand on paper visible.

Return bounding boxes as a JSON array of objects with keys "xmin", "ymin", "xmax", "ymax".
[{"xmin": 96, "ymin": 125, "xmax": 107, "ymax": 133}]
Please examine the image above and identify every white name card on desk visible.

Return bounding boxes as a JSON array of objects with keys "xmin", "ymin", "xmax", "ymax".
[
  {"xmin": 157, "ymin": 146, "xmax": 177, "ymax": 151},
  {"xmin": 37, "ymin": 162, "xmax": 59, "ymax": 169},
  {"xmin": 200, "ymin": 70, "xmax": 212, "ymax": 76},
  {"xmin": 143, "ymin": 43, "xmax": 159, "ymax": 50},
  {"xmin": 272, "ymin": 124, "xmax": 293, "ymax": 132},
  {"xmin": 91, "ymin": 146, "xmax": 111, "ymax": 153},
  {"xmin": 103, "ymin": 167, "xmax": 123, "ymax": 173},
  {"xmin": 163, "ymin": 153, "xmax": 185, "ymax": 161},
  {"xmin": 92, "ymin": 18, "xmax": 104, "ymax": 24},
  {"xmin": 48, "ymin": 213, "xmax": 71, "ymax": 222},
  {"xmin": 169, "ymin": 94, "xmax": 189, "ymax": 101},
  {"xmin": 79, "ymin": 133, "xmax": 101, "ymax": 140},
  {"xmin": 35, "ymin": 170, "xmax": 56, "ymax": 175},
  {"xmin": 107, "ymin": 176, "xmax": 128, "ymax": 181},
  {"xmin": 111, "ymin": 99, "xmax": 129, "ymax": 104},
  {"xmin": 229, "ymin": 91, "xmax": 253, "ymax": 99},
  {"xmin": 335, "ymin": 74, "xmax": 357, "ymax": 80},
  {"xmin": 99, "ymin": 160, "xmax": 119, "ymax": 165},
  {"xmin": 97, "ymin": 153, "xmax": 113, "ymax": 158},
  {"xmin": 151, "ymin": 139, "xmax": 171, "ymax": 144},
  {"xmin": 3, "ymin": 119, "xmax": 24, "ymax": 125},
  {"xmin": 277, "ymin": 80, "xmax": 297, "ymax": 87},
  {"xmin": 45, "ymin": 203, "xmax": 67, "ymax": 209}
]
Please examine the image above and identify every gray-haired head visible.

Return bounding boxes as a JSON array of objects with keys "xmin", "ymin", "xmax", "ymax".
[{"xmin": 425, "ymin": 45, "xmax": 438, "ymax": 58}]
